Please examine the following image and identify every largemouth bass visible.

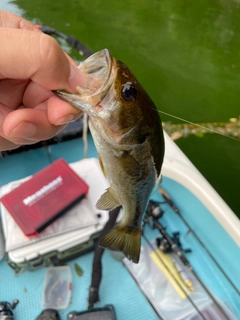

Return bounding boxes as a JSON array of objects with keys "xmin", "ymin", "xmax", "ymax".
[{"xmin": 54, "ymin": 49, "xmax": 165, "ymax": 263}]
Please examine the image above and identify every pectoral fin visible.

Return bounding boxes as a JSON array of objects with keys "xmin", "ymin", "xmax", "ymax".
[
  {"xmin": 119, "ymin": 152, "xmax": 142, "ymax": 178},
  {"xmin": 96, "ymin": 188, "xmax": 121, "ymax": 210},
  {"xmin": 98, "ymin": 154, "xmax": 107, "ymax": 178}
]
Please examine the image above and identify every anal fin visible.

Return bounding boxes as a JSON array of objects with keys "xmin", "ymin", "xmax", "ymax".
[
  {"xmin": 99, "ymin": 225, "xmax": 141, "ymax": 263},
  {"xmin": 96, "ymin": 188, "xmax": 121, "ymax": 210}
]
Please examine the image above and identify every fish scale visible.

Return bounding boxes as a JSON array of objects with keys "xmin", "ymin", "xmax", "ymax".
[{"xmin": 54, "ymin": 48, "xmax": 164, "ymax": 263}]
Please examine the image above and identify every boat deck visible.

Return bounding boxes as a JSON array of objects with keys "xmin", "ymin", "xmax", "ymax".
[{"xmin": 0, "ymin": 135, "xmax": 239, "ymax": 320}]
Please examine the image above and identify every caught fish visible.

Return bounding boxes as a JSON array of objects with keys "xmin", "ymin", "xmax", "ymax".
[{"xmin": 54, "ymin": 49, "xmax": 165, "ymax": 263}]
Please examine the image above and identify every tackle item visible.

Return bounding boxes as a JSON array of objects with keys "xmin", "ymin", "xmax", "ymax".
[
  {"xmin": 0, "ymin": 158, "xmax": 109, "ymax": 273},
  {"xmin": 173, "ymin": 259, "xmax": 194, "ymax": 292},
  {"xmin": 5, "ymin": 229, "xmax": 101, "ymax": 273},
  {"xmin": 0, "ymin": 159, "xmax": 89, "ymax": 236},
  {"xmin": 159, "ymin": 188, "xmax": 240, "ymax": 295},
  {"xmin": 38, "ymin": 25, "xmax": 93, "ymax": 58},
  {"xmin": 124, "ymin": 240, "xmax": 237, "ymax": 320},
  {"xmin": 55, "ymin": 48, "xmax": 165, "ymax": 263},
  {"xmin": 35, "ymin": 309, "xmax": 61, "ymax": 320},
  {"xmin": 74, "ymin": 263, "xmax": 83, "ymax": 277},
  {"xmin": 0, "ymin": 300, "xmax": 18, "ymax": 320},
  {"xmin": 42, "ymin": 266, "xmax": 72, "ymax": 310},
  {"xmin": 144, "ymin": 200, "xmax": 232, "ymax": 320},
  {"xmin": 68, "ymin": 305, "xmax": 116, "ymax": 320}
]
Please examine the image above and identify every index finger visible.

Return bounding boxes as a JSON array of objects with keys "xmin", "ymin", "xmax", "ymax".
[{"xmin": 0, "ymin": 28, "xmax": 86, "ymax": 92}]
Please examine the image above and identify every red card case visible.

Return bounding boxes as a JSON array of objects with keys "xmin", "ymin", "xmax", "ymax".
[{"xmin": 0, "ymin": 159, "xmax": 89, "ymax": 236}]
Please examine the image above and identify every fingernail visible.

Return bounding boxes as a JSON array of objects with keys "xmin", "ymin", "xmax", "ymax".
[
  {"xmin": 9, "ymin": 122, "xmax": 37, "ymax": 138},
  {"xmin": 68, "ymin": 64, "xmax": 87, "ymax": 92},
  {"xmin": 55, "ymin": 113, "xmax": 75, "ymax": 125}
]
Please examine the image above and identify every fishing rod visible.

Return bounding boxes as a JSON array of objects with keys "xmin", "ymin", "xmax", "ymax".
[
  {"xmin": 159, "ymin": 187, "xmax": 240, "ymax": 295},
  {"xmin": 141, "ymin": 231, "xmax": 207, "ymax": 320},
  {"xmin": 144, "ymin": 201, "xmax": 232, "ymax": 320},
  {"xmin": 39, "ymin": 25, "xmax": 93, "ymax": 58}
]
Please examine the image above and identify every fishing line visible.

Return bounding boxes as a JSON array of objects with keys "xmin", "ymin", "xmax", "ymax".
[
  {"xmin": 156, "ymin": 110, "xmax": 239, "ymax": 142},
  {"xmin": 142, "ymin": 232, "xmax": 207, "ymax": 320},
  {"xmin": 40, "ymin": 25, "xmax": 239, "ymax": 144}
]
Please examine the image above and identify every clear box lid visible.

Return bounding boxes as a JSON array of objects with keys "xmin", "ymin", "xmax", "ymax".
[{"xmin": 42, "ymin": 266, "xmax": 72, "ymax": 310}]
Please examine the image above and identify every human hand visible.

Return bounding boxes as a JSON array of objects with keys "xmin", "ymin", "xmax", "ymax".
[{"xmin": 0, "ymin": 10, "xmax": 86, "ymax": 151}]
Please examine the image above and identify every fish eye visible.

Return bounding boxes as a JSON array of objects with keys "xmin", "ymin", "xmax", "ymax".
[{"xmin": 121, "ymin": 82, "xmax": 137, "ymax": 102}]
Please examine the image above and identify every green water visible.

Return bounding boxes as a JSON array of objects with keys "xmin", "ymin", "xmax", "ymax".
[{"xmin": 1, "ymin": 0, "xmax": 240, "ymax": 216}]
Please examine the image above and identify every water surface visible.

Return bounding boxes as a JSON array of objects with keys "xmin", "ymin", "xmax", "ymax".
[{"xmin": 1, "ymin": 0, "xmax": 240, "ymax": 216}]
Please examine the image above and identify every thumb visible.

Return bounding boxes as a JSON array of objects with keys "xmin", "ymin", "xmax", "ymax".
[{"xmin": 0, "ymin": 28, "xmax": 86, "ymax": 92}]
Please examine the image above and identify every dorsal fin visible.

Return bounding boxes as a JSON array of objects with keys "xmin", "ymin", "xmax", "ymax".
[{"xmin": 96, "ymin": 188, "xmax": 121, "ymax": 210}]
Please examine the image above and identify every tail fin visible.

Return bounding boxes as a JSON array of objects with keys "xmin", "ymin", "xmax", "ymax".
[{"xmin": 99, "ymin": 226, "xmax": 141, "ymax": 263}]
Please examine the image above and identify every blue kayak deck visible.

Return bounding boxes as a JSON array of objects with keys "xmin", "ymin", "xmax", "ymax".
[{"xmin": 0, "ymin": 136, "xmax": 239, "ymax": 320}]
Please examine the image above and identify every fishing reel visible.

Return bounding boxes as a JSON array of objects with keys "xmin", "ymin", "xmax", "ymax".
[
  {"xmin": 0, "ymin": 300, "xmax": 18, "ymax": 320},
  {"xmin": 156, "ymin": 232, "xmax": 192, "ymax": 254},
  {"xmin": 145, "ymin": 199, "xmax": 164, "ymax": 220},
  {"xmin": 145, "ymin": 199, "xmax": 192, "ymax": 255}
]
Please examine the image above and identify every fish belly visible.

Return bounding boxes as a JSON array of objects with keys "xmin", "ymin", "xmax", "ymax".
[{"xmin": 89, "ymin": 122, "xmax": 156, "ymax": 263}]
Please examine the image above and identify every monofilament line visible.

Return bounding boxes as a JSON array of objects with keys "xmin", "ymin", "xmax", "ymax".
[{"xmin": 157, "ymin": 110, "xmax": 239, "ymax": 142}]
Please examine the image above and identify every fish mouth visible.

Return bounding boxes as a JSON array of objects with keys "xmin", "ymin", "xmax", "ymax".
[{"xmin": 54, "ymin": 49, "xmax": 114, "ymax": 112}]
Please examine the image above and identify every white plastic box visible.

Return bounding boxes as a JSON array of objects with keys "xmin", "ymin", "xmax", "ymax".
[{"xmin": 0, "ymin": 158, "xmax": 109, "ymax": 272}]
